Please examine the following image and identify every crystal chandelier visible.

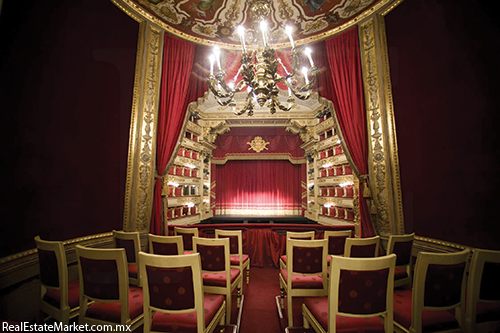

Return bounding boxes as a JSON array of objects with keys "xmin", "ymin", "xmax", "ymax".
[{"xmin": 207, "ymin": 4, "xmax": 318, "ymax": 116}]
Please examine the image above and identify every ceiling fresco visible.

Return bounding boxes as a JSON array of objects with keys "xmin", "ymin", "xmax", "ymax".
[{"xmin": 130, "ymin": 0, "xmax": 384, "ymax": 48}]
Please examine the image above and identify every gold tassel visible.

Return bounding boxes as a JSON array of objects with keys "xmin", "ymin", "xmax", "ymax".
[
  {"xmin": 370, "ymin": 201, "xmax": 378, "ymax": 215},
  {"xmin": 360, "ymin": 175, "xmax": 372, "ymax": 198}
]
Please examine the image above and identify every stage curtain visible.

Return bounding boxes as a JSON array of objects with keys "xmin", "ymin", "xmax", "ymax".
[
  {"xmin": 320, "ymin": 28, "xmax": 375, "ymax": 237},
  {"xmin": 215, "ymin": 160, "xmax": 302, "ymax": 216},
  {"xmin": 150, "ymin": 35, "xmax": 195, "ymax": 235}
]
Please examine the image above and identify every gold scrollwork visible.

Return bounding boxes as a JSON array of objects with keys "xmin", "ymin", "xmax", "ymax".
[{"xmin": 247, "ymin": 136, "xmax": 270, "ymax": 153}]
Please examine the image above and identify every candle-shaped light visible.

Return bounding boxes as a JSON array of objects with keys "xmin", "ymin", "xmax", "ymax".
[
  {"xmin": 304, "ymin": 47, "xmax": 314, "ymax": 67},
  {"xmin": 209, "ymin": 54, "xmax": 215, "ymax": 75},
  {"xmin": 302, "ymin": 67, "xmax": 309, "ymax": 84},
  {"xmin": 213, "ymin": 46, "xmax": 221, "ymax": 70},
  {"xmin": 287, "ymin": 78, "xmax": 292, "ymax": 96},
  {"xmin": 237, "ymin": 25, "xmax": 246, "ymax": 53},
  {"xmin": 285, "ymin": 25, "xmax": 295, "ymax": 48},
  {"xmin": 260, "ymin": 21, "xmax": 268, "ymax": 46}
]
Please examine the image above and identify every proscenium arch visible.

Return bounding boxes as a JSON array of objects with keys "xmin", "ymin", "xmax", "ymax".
[{"xmin": 111, "ymin": 0, "xmax": 405, "ymax": 236}]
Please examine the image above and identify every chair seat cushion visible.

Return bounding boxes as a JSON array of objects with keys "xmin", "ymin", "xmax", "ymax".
[
  {"xmin": 393, "ymin": 289, "xmax": 459, "ymax": 331},
  {"xmin": 280, "ymin": 255, "xmax": 287, "ymax": 265},
  {"xmin": 150, "ymin": 293, "xmax": 225, "ymax": 332},
  {"xmin": 43, "ymin": 279, "xmax": 80, "ymax": 309},
  {"xmin": 184, "ymin": 251, "xmax": 194, "ymax": 255},
  {"xmin": 85, "ymin": 286, "xmax": 143, "ymax": 323},
  {"xmin": 280, "ymin": 269, "xmax": 323, "ymax": 289},
  {"xmin": 394, "ymin": 267, "xmax": 408, "ymax": 280},
  {"xmin": 230, "ymin": 254, "xmax": 250, "ymax": 266},
  {"xmin": 202, "ymin": 268, "xmax": 241, "ymax": 287},
  {"xmin": 128, "ymin": 264, "xmax": 138, "ymax": 279},
  {"xmin": 476, "ymin": 300, "xmax": 500, "ymax": 324},
  {"xmin": 304, "ymin": 297, "xmax": 386, "ymax": 332}
]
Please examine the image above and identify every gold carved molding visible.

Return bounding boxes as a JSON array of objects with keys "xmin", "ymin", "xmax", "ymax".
[
  {"xmin": 359, "ymin": 15, "xmax": 404, "ymax": 235},
  {"xmin": 123, "ymin": 21, "xmax": 164, "ymax": 232}
]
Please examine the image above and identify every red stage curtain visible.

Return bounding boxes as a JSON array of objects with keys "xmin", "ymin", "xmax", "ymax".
[
  {"xmin": 150, "ymin": 35, "xmax": 195, "ymax": 235},
  {"xmin": 215, "ymin": 160, "xmax": 302, "ymax": 216},
  {"xmin": 319, "ymin": 28, "xmax": 375, "ymax": 237}
]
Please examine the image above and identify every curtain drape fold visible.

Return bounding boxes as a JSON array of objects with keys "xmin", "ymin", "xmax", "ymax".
[{"xmin": 319, "ymin": 27, "xmax": 376, "ymax": 237}]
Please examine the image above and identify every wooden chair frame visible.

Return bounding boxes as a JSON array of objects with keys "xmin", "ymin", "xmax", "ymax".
[
  {"xmin": 148, "ymin": 234, "xmax": 184, "ymax": 255},
  {"xmin": 174, "ymin": 227, "xmax": 199, "ymax": 252},
  {"xmin": 139, "ymin": 252, "xmax": 226, "ymax": 333},
  {"xmin": 280, "ymin": 231, "xmax": 316, "ymax": 269},
  {"xmin": 193, "ymin": 237, "xmax": 243, "ymax": 325},
  {"xmin": 394, "ymin": 249, "xmax": 471, "ymax": 333},
  {"xmin": 387, "ymin": 233, "xmax": 415, "ymax": 288},
  {"xmin": 35, "ymin": 236, "xmax": 79, "ymax": 325},
  {"xmin": 279, "ymin": 238, "xmax": 328, "ymax": 327},
  {"xmin": 76, "ymin": 245, "xmax": 144, "ymax": 330},
  {"xmin": 215, "ymin": 229, "xmax": 250, "ymax": 284},
  {"xmin": 323, "ymin": 230, "xmax": 352, "ymax": 257},
  {"xmin": 112, "ymin": 230, "xmax": 142, "ymax": 286},
  {"xmin": 344, "ymin": 235, "xmax": 380, "ymax": 258},
  {"xmin": 302, "ymin": 254, "xmax": 396, "ymax": 333},
  {"xmin": 465, "ymin": 248, "xmax": 500, "ymax": 333}
]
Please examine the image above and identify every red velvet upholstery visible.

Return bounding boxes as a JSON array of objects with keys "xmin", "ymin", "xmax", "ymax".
[
  {"xmin": 345, "ymin": 186, "xmax": 354, "ymax": 198},
  {"xmin": 115, "ymin": 238, "xmax": 137, "ymax": 263},
  {"xmin": 198, "ymin": 244, "xmax": 226, "ymax": 271},
  {"xmin": 393, "ymin": 241, "xmax": 413, "ymax": 267},
  {"xmin": 146, "ymin": 266, "xmax": 195, "ymax": 310},
  {"xmin": 202, "ymin": 268, "xmax": 241, "ymax": 287},
  {"xmin": 43, "ymin": 279, "xmax": 80, "ymax": 309},
  {"xmin": 327, "ymin": 236, "xmax": 348, "ymax": 256},
  {"xmin": 230, "ymin": 254, "xmax": 249, "ymax": 266},
  {"xmin": 150, "ymin": 294, "xmax": 224, "ymax": 333},
  {"xmin": 393, "ymin": 289, "xmax": 459, "ymax": 331},
  {"xmin": 424, "ymin": 263, "xmax": 466, "ymax": 307},
  {"xmin": 349, "ymin": 243, "xmax": 377, "ymax": 258},
  {"xmin": 151, "ymin": 242, "xmax": 180, "ymax": 255},
  {"xmin": 128, "ymin": 264, "xmax": 138, "ymax": 279},
  {"xmin": 280, "ymin": 269, "xmax": 323, "ymax": 289},
  {"xmin": 292, "ymin": 246, "xmax": 323, "ymax": 274},
  {"xmin": 476, "ymin": 301, "xmax": 500, "ymax": 324},
  {"xmin": 85, "ymin": 286, "xmax": 143, "ymax": 324},
  {"xmin": 80, "ymin": 257, "xmax": 120, "ymax": 300},
  {"xmin": 180, "ymin": 233, "xmax": 194, "ymax": 251},
  {"xmin": 304, "ymin": 297, "xmax": 386, "ymax": 332},
  {"xmin": 394, "ymin": 267, "xmax": 408, "ymax": 280},
  {"xmin": 38, "ymin": 249, "xmax": 60, "ymax": 288},
  {"xmin": 218, "ymin": 235, "xmax": 239, "ymax": 255}
]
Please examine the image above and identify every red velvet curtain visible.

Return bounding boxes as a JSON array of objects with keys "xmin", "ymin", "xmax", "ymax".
[
  {"xmin": 319, "ymin": 27, "xmax": 375, "ymax": 237},
  {"xmin": 215, "ymin": 160, "xmax": 302, "ymax": 215},
  {"xmin": 151, "ymin": 35, "xmax": 195, "ymax": 235}
]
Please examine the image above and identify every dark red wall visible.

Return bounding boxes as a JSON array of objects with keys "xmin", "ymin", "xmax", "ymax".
[
  {"xmin": 385, "ymin": 0, "xmax": 500, "ymax": 249},
  {"xmin": 0, "ymin": 1, "xmax": 138, "ymax": 256}
]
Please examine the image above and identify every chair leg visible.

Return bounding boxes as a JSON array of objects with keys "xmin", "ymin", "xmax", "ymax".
[
  {"xmin": 287, "ymin": 294, "xmax": 293, "ymax": 327},
  {"xmin": 303, "ymin": 312, "xmax": 310, "ymax": 329},
  {"xmin": 226, "ymin": 292, "xmax": 232, "ymax": 325},
  {"xmin": 237, "ymin": 287, "xmax": 242, "ymax": 308},
  {"xmin": 246, "ymin": 266, "xmax": 250, "ymax": 284}
]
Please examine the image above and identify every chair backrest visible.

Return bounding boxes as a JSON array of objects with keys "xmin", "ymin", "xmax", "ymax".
[
  {"xmin": 193, "ymin": 237, "xmax": 230, "ymax": 278},
  {"xmin": 174, "ymin": 227, "xmax": 199, "ymax": 251},
  {"xmin": 387, "ymin": 233, "xmax": 414, "ymax": 266},
  {"xmin": 344, "ymin": 235, "xmax": 380, "ymax": 258},
  {"xmin": 323, "ymin": 230, "xmax": 352, "ymax": 256},
  {"xmin": 215, "ymin": 229, "xmax": 243, "ymax": 262},
  {"xmin": 112, "ymin": 230, "xmax": 141, "ymax": 265},
  {"xmin": 148, "ymin": 234, "xmax": 183, "ymax": 255},
  {"xmin": 287, "ymin": 239, "xmax": 328, "ymax": 289},
  {"xmin": 465, "ymin": 248, "xmax": 500, "ymax": 333},
  {"xmin": 139, "ymin": 252, "xmax": 206, "ymax": 333},
  {"xmin": 76, "ymin": 245, "xmax": 131, "ymax": 324},
  {"xmin": 328, "ymin": 254, "xmax": 396, "ymax": 333},
  {"xmin": 35, "ymin": 236, "xmax": 69, "ymax": 309},
  {"xmin": 411, "ymin": 249, "xmax": 471, "ymax": 333},
  {"xmin": 286, "ymin": 231, "xmax": 315, "ymax": 241}
]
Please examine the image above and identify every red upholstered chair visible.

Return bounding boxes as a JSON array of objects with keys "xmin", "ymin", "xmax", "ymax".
[
  {"xmin": 148, "ymin": 234, "xmax": 183, "ymax": 255},
  {"xmin": 193, "ymin": 237, "xmax": 243, "ymax": 325},
  {"xmin": 323, "ymin": 230, "xmax": 351, "ymax": 265},
  {"xmin": 280, "ymin": 231, "xmax": 316, "ymax": 269},
  {"xmin": 279, "ymin": 239, "xmax": 328, "ymax": 327},
  {"xmin": 344, "ymin": 235, "xmax": 380, "ymax": 258},
  {"xmin": 139, "ymin": 252, "xmax": 226, "ymax": 333},
  {"xmin": 465, "ymin": 249, "xmax": 500, "ymax": 333},
  {"xmin": 302, "ymin": 254, "xmax": 396, "ymax": 333},
  {"xmin": 34, "ymin": 236, "xmax": 80, "ymax": 326},
  {"xmin": 174, "ymin": 227, "xmax": 199, "ymax": 253},
  {"xmin": 393, "ymin": 249, "xmax": 470, "ymax": 333},
  {"xmin": 113, "ymin": 230, "xmax": 142, "ymax": 286},
  {"xmin": 387, "ymin": 233, "xmax": 415, "ymax": 289},
  {"xmin": 76, "ymin": 245, "xmax": 144, "ymax": 330},
  {"xmin": 215, "ymin": 229, "xmax": 251, "ymax": 284}
]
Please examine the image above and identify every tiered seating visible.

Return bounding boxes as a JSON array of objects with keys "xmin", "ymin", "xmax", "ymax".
[{"xmin": 35, "ymin": 236, "xmax": 80, "ymax": 326}]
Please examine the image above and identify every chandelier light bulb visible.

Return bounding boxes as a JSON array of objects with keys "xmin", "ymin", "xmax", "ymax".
[
  {"xmin": 260, "ymin": 21, "xmax": 268, "ymax": 46},
  {"xmin": 213, "ymin": 46, "xmax": 221, "ymax": 70},
  {"xmin": 304, "ymin": 47, "xmax": 314, "ymax": 67},
  {"xmin": 236, "ymin": 25, "xmax": 246, "ymax": 53},
  {"xmin": 285, "ymin": 25, "xmax": 295, "ymax": 48},
  {"xmin": 209, "ymin": 54, "xmax": 215, "ymax": 75}
]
